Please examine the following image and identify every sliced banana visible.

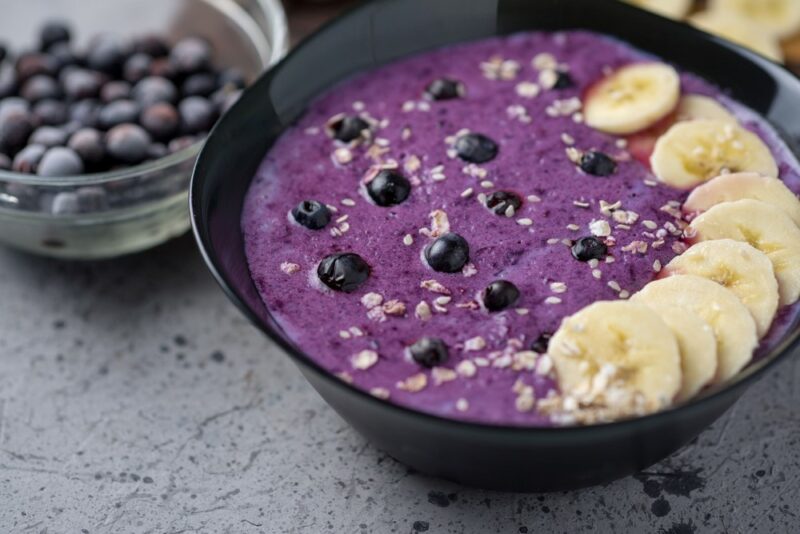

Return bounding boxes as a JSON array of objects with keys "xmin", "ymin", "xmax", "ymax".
[
  {"xmin": 710, "ymin": 0, "xmax": 800, "ymax": 39},
  {"xmin": 689, "ymin": 199, "xmax": 800, "ymax": 305},
  {"xmin": 684, "ymin": 172, "xmax": 800, "ymax": 227},
  {"xmin": 548, "ymin": 301, "xmax": 682, "ymax": 412},
  {"xmin": 690, "ymin": 11, "xmax": 784, "ymax": 62},
  {"xmin": 664, "ymin": 240, "xmax": 779, "ymax": 337},
  {"xmin": 677, "ymin": 95, "xmax": 738, "ymax": 123},
  {"xmin": 643, "ymin": 305, "xmax": 718, "ymax": 402},
  {"xmin": 651, "ymin": 119, "xmax": 779, "ymax": 189},
  {"xmin": 632, "ymin": 275, "xmax": 758, "ymax": 384},
  {"xmin": 584, "ymin": 63, "xmax": 681, "ymax": 135},
  {"xmin": 622, "ymin": 0, "xmax": 693, "ymax": 19}
]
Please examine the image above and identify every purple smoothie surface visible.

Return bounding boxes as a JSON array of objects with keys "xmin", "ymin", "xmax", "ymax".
[{"xmin": 242, "ymin": 31, "xmax": 800, "ymax": 426}]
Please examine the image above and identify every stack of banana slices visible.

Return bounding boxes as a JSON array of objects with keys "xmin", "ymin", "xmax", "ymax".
[{"xmin": 546, "ymin": 61, "xmax": 800, "ymax": 425}]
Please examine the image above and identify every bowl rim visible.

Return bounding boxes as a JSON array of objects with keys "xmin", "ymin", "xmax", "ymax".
[
  {"xmin": 0, "ymin": 0, "xmax": 290, "ymax": 189},
  {"xmin": 191, "ymin": 0, "xmax": 800, "ymax": 435}
]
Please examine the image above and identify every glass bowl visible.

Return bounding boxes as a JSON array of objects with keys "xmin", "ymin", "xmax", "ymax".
[{"xmin": 0, "ymin": 0, "xmax": 288, "ymax": 259}]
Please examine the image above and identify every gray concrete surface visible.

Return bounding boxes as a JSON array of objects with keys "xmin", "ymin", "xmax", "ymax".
[{"xmin": 0, "ymin": 235, "xmax": 798, "ymax": 534}]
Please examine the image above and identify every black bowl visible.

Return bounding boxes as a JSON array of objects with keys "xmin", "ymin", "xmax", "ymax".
[{"xmin": 191, "ymin": 0, "xmax": 800, "ymax": 491}]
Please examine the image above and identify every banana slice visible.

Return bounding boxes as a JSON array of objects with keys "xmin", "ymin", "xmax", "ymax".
[
  {"xmin": 632, "ymin": 275, "xmax": 758, "ymax": 384},
  {"xmin": 677, "ymin": 95, "xmax": 738, "ymax": 123},
  {"xmin": 584, "ymin": 63, "xmax": 681, "ymax": 135},
  {"xmin": 548, "ymin": 301, "xmax": 682, "ymax": 412},
  {"xmin": 690, "ymin": 11, "xmax": 784, "ymax": 62},
  {"xmin": 684, "ymin": 172, "xmax": 800, "ymax": 227},
  {"xmin": 643, "ymin": 305, "xmax": 718, "ymax": 402},
  {"xmin": 664, "ymin": 240, "xmax": 779, "ymax": 336},
  {"xmin": 622, "ymin": 0, "xmax": 693, "ymax": 19},
  {"xmin": 710, "ymin": 0, "xmax": 800, "ymax": 39},
  {"xmin": 689, "ymin": 199, "xmax": 800, "ymax": 305},
  {"xmin": 651, "ymin": 119, "xmax": 779, "ymax": 189}
]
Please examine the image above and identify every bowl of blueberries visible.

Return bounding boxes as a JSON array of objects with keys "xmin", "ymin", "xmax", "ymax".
[{"xmin": 0, "ymin": 0, "xmax": 288, "ymax": 259}]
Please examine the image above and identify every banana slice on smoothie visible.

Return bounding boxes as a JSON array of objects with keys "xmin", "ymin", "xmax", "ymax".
[
  {"xmin": 689, "ymin": 199, "xmax": 800, "ymax": 305},
  {"xmin": 584, "ymin": 63, "xmax": 681, "ymax": 135},
  {"xmin": 690, "ymin": 11, "xmax": 784, "ymax": 62},
  {"xmin": 548, "ymin": 301, "xmax": 682, "ymax": 412},
  {"xmin": 651, "ymin": 119, "xmax": 778, "ymax": 189},
  {"xmin": 622, "ymin": 0, "xmax": 693, "ymax": 20},
  {"xmin": 684, "ymin": 172, "xmax": 800, "ymax": 227},
  {"xmin": 632, "ymin": 275, "xmax": 758, "ymax": 384},
  {"xmin": 664, "ymin": 240, "xmax": 779, "ymax": 337},
  {"xmin": 676, "ymin": 95, "xmax": 738, "ymax": 123},
  {"xmin": 710, "ymin": 0, "xmax": 800, "ymax": 39}
]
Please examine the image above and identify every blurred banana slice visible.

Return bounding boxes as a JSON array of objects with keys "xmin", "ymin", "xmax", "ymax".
[
  {"xmin": 584, "ymin": 63, "xmax": 681, "ymax": 135},
  {"xmin": 677, "ymin": 95, "xmax": 738, "ymax": 123},
  {"xmin": 710, "ymin": 0, "xmax": 800, "ymax": 39},
  {"xmin": 664, "ymin": 239, "xmax": 779, "ymax": 337},
  {"xmin": 690, "ymin": 11, "xmax": 784, "ymax": 62},
  {"xmin": 633, "ymin": 275, "xmax": 758, "ymax": 383},
  {"xmin": 689, "ymin": 199, "xmax": 800, "ymax": 305},
  {"xmin": 651, "ymin": 119, "xmax": 778, "ymax": 188},
  {"xmin": 622, "ymin": 0, "xmax": 693, "ymax": 20},
  {"xmin": 684, "ymin": 172, "xmax": 800, "ymax": 227},
  {"xmin": 548, "ymin": 301, "xmax": 682, "ymax": 412}
]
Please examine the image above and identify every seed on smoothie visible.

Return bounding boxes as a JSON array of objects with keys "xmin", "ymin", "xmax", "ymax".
[
  {"xmin": 454, "ymin": 132, "xmax": 498, "ymax": 164},
  {"xmin": 292, "ymin": 200, "xmax": 331, "ymax": 230},
  {"xmin": 483, "ymin": 280, "xmax": 521, "ymax": 312},
  {"xmin": 579, "ymin": 150, "xmax": 617, "ymax": 176},
  {"xmin": 530, "ymin": 333, "xmax": 553, "ymax": 354},
  {"xmin": 571, "ymin": 236, "xmax": 608, "ymax": 262},
  {"xmin": 317, "ymin": 253, "xmax": 371, "ymax": 293},
  {"xmin": 329, "ymin": 115, "xmax": 370, "ymax": 143},
  {"xmin": 424, "ymin": 232, "xmax": 470, "ymax": 273},
  {"xmin": 424, "ymin": 78, "xmax": 464, "ymax": 101},
  {"xmin": 409, "ymin": 337, "xmax": 449, "ymax": 368},
  {"xmin": 485, "ymin": 191, "xmax": 522, "ymax": 216}
]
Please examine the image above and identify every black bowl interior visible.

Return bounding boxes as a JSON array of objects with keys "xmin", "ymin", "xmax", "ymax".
[{"xmin": 191, "ymin": 0, "xmax": 800, "ymax": 491}]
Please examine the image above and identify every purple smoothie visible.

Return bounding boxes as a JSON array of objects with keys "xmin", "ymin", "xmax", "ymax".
[{"xmin": 242, "ymin": 31, "xmax": 800, "ymax": 426}]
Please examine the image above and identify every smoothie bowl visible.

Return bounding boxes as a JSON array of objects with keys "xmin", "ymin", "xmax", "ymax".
[{"xmin": 191, "ymin": 0, "xmax": 800, "ymax": 491}]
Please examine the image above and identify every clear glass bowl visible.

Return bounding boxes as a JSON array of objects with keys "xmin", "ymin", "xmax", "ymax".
[{"xmin": 0, "ymin": 0, "xmax": 288, "ymax": 259}]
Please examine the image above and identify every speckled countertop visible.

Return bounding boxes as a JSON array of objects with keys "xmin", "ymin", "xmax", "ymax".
[{"xmin": 0, "ymin": 235, "xmax": 798, "ymax": 533}]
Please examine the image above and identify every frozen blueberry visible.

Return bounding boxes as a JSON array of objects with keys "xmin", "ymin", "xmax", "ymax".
[
  {"xmin": 37, "ymin": 146, "xmax": 84, "ymax": 176},
  {"xmin": 485, "ymin": 191, "xmax": 522, "ymax": 216},
  {"xmin": 454, "ymin": 132, "xmax": 498, "ymax": 163},
  {"xmin": 105, "ymin": 123, "xmax": 151, "ymax": 164},
  {"xmin": 213, "ymin": 88, "xmax": 242, "ymax": 114},
  {"xmin": 86, "ymin": 35, "xmax": 128, "ymax": 75},
  {"xmin": 98, "ymin": 99, "xmax": 140, "ymax": 129},
  {"xmin": 366, "ymin": 169, "xmax": 411, "ymax": 207},
  {"xmin": 30, "ymin": 126, "xmax": 68, "ymax": 147},
  {"xmin": 425, "ymin": 233, "xmax": 469, "ymax": 273},
  {"xmin": 100, "ymin": 81, "xmax": 131, "ymax": 103},
  {"xmin": 132, "ymin": 76, "xmax": 177, "ymax": 106},
  {"xmin": 0, "ymin": 153, "xmax": 10, "ymax": 170},
  {"xmin": 12, "ymin": 144, "xmax": 46, "ymax": 173},
  {"xmin": 317, "ymin": 253, "xmax": 371, "ymax": 293},
  {"xmin": 182, "ymin": 73, "xmax": 218, "ymax": 97},
  {"xmin": 553, "ymin": 70, "xmax": 575, "ymax": 89},
  {"xmin": 0, "ymin": 66, "xmax": 17, "ymax": 99},
  {"xmin": 409, "ymin": 337, "xmax": 449, "ymax": 368},
  {"xmin": 69, "ymin": 99, "xmax": 101, "ymax": 128},
  {"xmin": 0, "ymin": 110, "xmax": 34, "ymax": 155},
  {"xmin": 39, "ymin": 20, "xmax": 72, "ymax": 51},
  {"xmin": 62, "ymin": 69, "xmax": 103, "ymax": 100},
  {"xmin": 33, "ymin": 99, "xmax": 68, "ymax": 126},
  {"xmin": 483, "ymin": 280, "xmax": 521, "ymax": 312},
  {"xmin": 425, "ymin": 78, "xmax": 464, "ymax": 101},
  {"xmin": 178, "ymin": 96, "xmax": 216, "ymax": 134},
  {"xmin": 140, "ymin": 102, "xmax": 179, "ymax": 140},
  {"xmin": 133, "ymin": 34, "xmax": 169, "ymax": 58},
  {"xmin": 571, "ymin": 236, "xmax": 608, "ymax": 262},
  {"xmin": 68, "ymin": 128, "xmax": 105, "ymax": 166},
  {"xmin": 0, "ymin": 97, "xmax": 30, "ymax": 119},
  {"xmin": 531, "ymin": 333, "xmax": 552, "ymax": 354},
  {"xmin": 170, "ymin": 37, "xmax": 211, "ymax": 75},
  {"xmin": 123, "ymin": 53, "xmax": 152, "ymax": 84},
  {"xmin": 148, "ymin": 57, "xmax": 176, "ymax": 80},
  {"xmin": 0, "ymin": 43, "xmax": 7, "ymax": 64},
  {"xmin": 15, "ymin": 52, "xmax": 58, "ymax": 82},
  {"xmin": 579, "ymin": 150, "xmax": 617, "ymax": 177},
  {"xmin": 48, "ymin": 42, "xmax": 78, "ymax": 70},
  {"xmin": 330, "ymin": 116, "xmax": 369, "ymax": 143},
  {"xmin": 167, "ymin": 135, "xmax": 195, "ymax": 153},
  {"xmin": 147, "ymin": 143, "xmax": 168, "ymax": 160},
  {"xmin": 291, "ymin": 200, "xmax": 331, "ymax": 230},
  {"xmin": 218, "ymin": 68, "xmax": 246, "ymax": 89},
  {"xmin": 20, "ymin": 75, "xmax": 62, "ymax": 103}
]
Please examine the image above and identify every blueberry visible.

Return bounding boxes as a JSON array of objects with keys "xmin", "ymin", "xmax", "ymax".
[
  {"xmin": 167, "ymin": 135, "xmax": 196, "ymax": 153},
  {"xmin": 553, "ymin": 71, "xmax": 575, "ymax": 89},
  {"xmin": 86, "ymin": 35, "xmax": 129, "ymax": 75},
  {"xmin": 33, "ymin": 99, "xmax": 68, "ymax": 126},
  {"xmin": 105, "ymin": 123, "xmax": 151, "ymax": 164},
  {"xmin": 170, "ymin": 37, "xmax": 211, "ymax": 75},
  {"xmin": 47, "ymin": 42, "xmax": 78, "ymax": 70},
  {"xmin": 100, "ymin": 81, "xmax": 131, "ymax": 103},
  {"xmin": 68, "ymin": 128, "xmax": 105, "ymax": 167},
  {"xmin": 425, "ymin": 233, "xmax": 469, "ymax": 273},
  {"xmin": 132, "ymin": 35, "xmax": 169, "ymax": 58},
  {"xmin": 212, "ymin": 88, "xmax": 242, "ymax": 114},
  {"xmin": 98, "ymin": 100, "xmax": 140, "ymax": 129},
  {"xmin": 317, "ymin": 253, "xmax": 371, "ymax": 293},
  {"xmin": 0, "ymin": 153, "xmax": 10, "ymax": 170},
  {"xmin": 123, "ymin": 53, "xmax": 152, "ymax": 84},
  {"xmin": 218, "ymin": 68, "xmax": 246, "ymax": 89},
  {"xmin": 62, "ymin": 69, "xmax": 103, "ymax": 100},
  {"xmin": 530, "ymin": 333, "xmax": 552, "ymax": 354},
  {"xmin": 0, "ymin": 43, "xmax": 6, "ymax": 64},
  {"xmin": 37, "ymin": 146, "xmax": 84, "ymax": 176},
  {"xmin": 140, "ymin": 102, "xmax": 179, "ymax": 140},
  {"xmin": 69, "ymin": 99, "xmax": 101, "ymax": 127},
  {"xmin": 178, "ymin": 96, "xmax": 216, "ymax": 134},
  {"xmin": 0, "ymin": 111, "xmax": 33, "ymax": 155},
  {"xmin": 40, "ymin": 20, "xmax": 72, "ymax": 51},
  {"xmin": 292, "ymin": 200, "xmax": 331, "ymax": 230},
  {"xmin": 579, "ymin": 150, "xmax": 617, "ymax": 177},
  {"xmin": 366, "ymin": 169, "xmax": 411, "ymax": 207},
  {"xmin": 485, "ymin": 191, "xmax": 522, "ymax": 216},
  {"xmin": 425, "ymin": 78, "xmax": 464, "ymax": 101},
  {"xmin": 148, "ymin": 57, "xmax": 176, "ymax": 80},
  {"xmin": 15, "ymin": 53, "xmax": 58, "ymax": 82},
  {"xmin": 30, "ymin": 126, "xmax": 68, "ymax": 147},
  {"xmin": 409, "ymin": 337, "xmax": 449, "ymax": 368},
  {"xmin": 571, "ymin": 236, "xmax": 608, "ymax": 262},
  {"xmin": 483, "ymin": 280, "xmax": 521, "ymax": 312},
  {"xmin": 0, "ymin": 66, "xmax": 17, "ymax": 99},
  {"xmin": 330, "ymin": 116, "xmax": 369, "ymax": 143},
  {"xmin": 147, "ymin": 143, "xmax": 168, "ymax": 160},
  {"xmin": 20, "ymin": 75, "xmax": 62, "ymax": 103},
  {"xmin": 454, "ymin": 132, "xmax": 498, "ymax": 163},
  {"xmin": 0, "ymin": 98, "xmax": 31, "ymax": 119},
  {"xmin": 182, "ymin": 73, "xmax": 218, "ymax": 97},
  {"xmin": 12, "ymin": 144, "xmax": 46, "ymax": 173},
  {"xmin": 132, "ymin": 76, "xmax": 178, "ymax": 106}
]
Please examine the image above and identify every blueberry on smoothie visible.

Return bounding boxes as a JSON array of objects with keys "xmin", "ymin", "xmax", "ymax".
[
  {"xmin": 571, "ymin": 236, "xmax": 608, "ymax": 262},
  {"xmin": 317, "ymin": 253, "xmax": 371, "ymax": 293},
  {"xmin": 485, "ymin": 191, "xmax": 522, "ymax": 216},
  {"xmin": 409, "ymin": 337, "xmax": 449, "ymax": 368},
  {"xmin": 483, "ymin": 280, "xmax": 521, "ymax": 312},
  {"xmin": 530, "ymin": 333, "xmax": 553, "ymax": 354},
  {"xmin": 454, "ymin": 132, "xmax": 498, "ymax": 163},
  {"xmin": 425, "ymin": 233, "xmax": 470, "ymax": 273},
  {"xmin": 553, "ymin": 70, "xmax": 575, "ymax": 89},
  {"xmin": 292, "ymin": 200, "xmax": 331, "ymax": 230},
  {"xmin": 330, "ymin": 116, "xmax": 370, "ymax": 143},
  {"xmin": 366, "ymin": 169, "xmax": 411, "ymax": 207},
  {"xmin": 425, "ymin": 78, "xmax": 464, "ymax": 101},
  {"xmin": 579, "ymin": 150, "xmax": 617, "ymax": 176}
]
